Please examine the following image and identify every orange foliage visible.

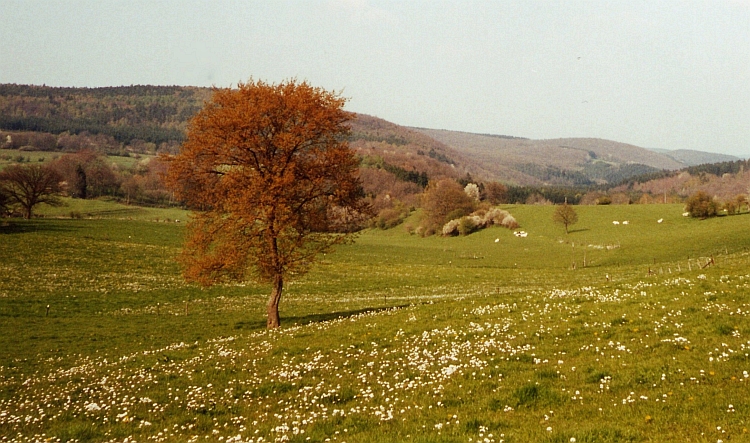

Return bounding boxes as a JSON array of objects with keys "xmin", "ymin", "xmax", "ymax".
[{"xmin": 165, "ymin": 80, "xmax": 370, "ymax": 328}]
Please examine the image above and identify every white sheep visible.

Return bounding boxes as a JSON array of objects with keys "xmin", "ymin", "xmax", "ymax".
[
  {"xmin": 657, "ymin": 218, "xmax": 664, "ymax": 223},
  {"xmin": 612, "ymin": 221, "xmax": 620, "ymax": 225},
  {"xmin": 622, "ymin": 221, "xmax": 629, "ymax": 225}
]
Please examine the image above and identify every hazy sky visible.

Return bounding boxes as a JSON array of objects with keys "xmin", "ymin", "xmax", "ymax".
[{"xmin": 1, "ymin": 1, "xmax": 748, "ymax": 156}]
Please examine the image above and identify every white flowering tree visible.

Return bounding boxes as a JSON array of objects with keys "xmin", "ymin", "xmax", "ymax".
[{"xmin": 464, "ymin": 183, "xmax": 480, "ymax": 201}]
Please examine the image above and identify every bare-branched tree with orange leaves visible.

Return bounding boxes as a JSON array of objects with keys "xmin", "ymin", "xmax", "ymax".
[{"xmin": 165, "ymin": 79, "xmax": 370, "ymax": 328}]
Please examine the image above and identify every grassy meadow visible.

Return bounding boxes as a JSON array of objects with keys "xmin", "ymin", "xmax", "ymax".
[
  {"xmin": 2, "ymin": 202, "xmax": 750, "ymax": 442},
  {"xmin": 0, "ymin": 149, "xmax": 155, "ymax": 171}
]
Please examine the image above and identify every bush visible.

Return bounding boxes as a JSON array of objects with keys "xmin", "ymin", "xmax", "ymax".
[
  {"xmin": 483, "ymin": 207, "xmax": 507, "ymax": 225},
  {"xmin": 685, "ymin": 191, "xmax": 719, "ymax": 218},
  {"xmin": 458, "ymin": 216, "xmax": 480, "ymax": 236},
  {"xmin": 500, "ymin": 214, "xmax": 519, "ymax": 229},
  {"xmin": 441, "ymin": 207, "xmax": 519, "ymax": 236},
  {"xmin": 442, "ymin": 219, "xmax": 461, "ymax": 236}
]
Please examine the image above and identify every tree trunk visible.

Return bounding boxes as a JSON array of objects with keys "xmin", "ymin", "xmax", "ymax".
[{"xmin": 266, "ymin": 274, "xmax": 283, "ymax": 329}]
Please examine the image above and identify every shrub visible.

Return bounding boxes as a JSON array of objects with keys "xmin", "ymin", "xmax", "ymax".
[
  {"xmin": 685, "ymin": 191, "xmax": 719, "ymax": 218},
  {"xmin": 441, "ymin": 208, "xmax": 519, "ymax": 236},
  {"xmin": 458, "ymin": 216, "xmax": 480, "ymax": 236},
  {"xmin": 500, "ymin": 214, "xmax": 519, "ymax": 229},
  {"xmin": 483, "ymin": 207, "xmax": 508, "ymax": 225},
  {"xmin": 442, "ymin": 219, "xmax": 461, "ymax": 236}
]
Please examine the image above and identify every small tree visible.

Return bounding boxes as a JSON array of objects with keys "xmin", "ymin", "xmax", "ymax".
[
  {"xmin": 165, "ymin": 79, "xmax": 370, "ymax": 329},
  {"xmin": 464, "ymin": 183, "xmax": 480, "ymax": 201},
  {"xmin": 552, "ymin": 203, "xmax": 578, "ymax": 234},
  {"xmin": 685, "ymin": 191, "xmax": 719, "ymax": 218},
  {"xmin": 0, "ymin": 164, "xmax": 62, "ymax": 219}
]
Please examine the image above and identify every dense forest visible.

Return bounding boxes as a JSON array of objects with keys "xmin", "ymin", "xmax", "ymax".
[{"xmin": 0, "ymin": 84, "xmax": 210, "ymax": 153}]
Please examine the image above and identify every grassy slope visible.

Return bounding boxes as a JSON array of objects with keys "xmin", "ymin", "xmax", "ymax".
[{"xmin": 1, "ymin": 203, "xmax": 750, "ymax": 442}]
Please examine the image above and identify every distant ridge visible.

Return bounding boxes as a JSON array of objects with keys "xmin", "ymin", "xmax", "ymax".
[
  {"xmin": 411, "ymin": 128, "xmax": 686, "ymax": 186},
  {"xmin": 411, "ymin": 127, "xmax": 528, "ymax": 141},
  {"xmin": 647, "ymin": 148, "xmax": 740, "ymax": 167}
]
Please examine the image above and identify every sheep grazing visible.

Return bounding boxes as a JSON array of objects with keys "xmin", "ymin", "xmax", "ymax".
[
  {"xmin": 514, "ymin": 231, "xmax": 528, "ymax": 238},
  {"xmin": 682, "ymin": 212, "xmax": 690, "ymax": 217},
  {"xmin": 657, "ymin": 218, "xmax": 664, "ymax": 223},
  {"xmin": 612, "ymin": 221, "xmax": 620, "ymax": 225},
  {"xmin": 622, "ymin": 221, "xmax": 629, "ymax": 225},
  {"xmin": 495, "ymin": 238, "xmax": 500, "ymax": 243}
]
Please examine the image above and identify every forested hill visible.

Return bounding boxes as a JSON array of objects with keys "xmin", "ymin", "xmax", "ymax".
[
  {"xmin": 0, "ymin": 84, "xmax": 484, "ymax": 181},
  {"xmin": 0, "ymin": 84, "xmax": 211, "ymax": 151}
]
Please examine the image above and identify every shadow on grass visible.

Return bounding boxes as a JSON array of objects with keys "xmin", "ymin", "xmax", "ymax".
[
  {"xmin": 568, "ymin": 228, "xmax": 590, "ymax": 234},
  {"xmin": 0, "ymin": 219, "xmax": 81, "ymax": 235},
  {"xmin": 234, "ymin": 305, "xmax": 410, "ymax": 331}
]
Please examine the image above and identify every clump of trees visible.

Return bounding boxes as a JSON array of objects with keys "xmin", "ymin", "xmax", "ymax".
[
  {"xmin": 418, "ymin": 179, "xmax": 476, "ymax": 235},
  {"xmin": 414, "ymin": 178, "xmax": 518, "ymax": 237},
  {"xmin": 484, "ymin": 181, "xmax": 508, "ymax": 205},
  {"xmin": 165, "ymin": 79, "xmax": 370, "ymax": 329},
  {"xmin": 685, "ymin": 191, "xmax": 719, "ymax": 218}
]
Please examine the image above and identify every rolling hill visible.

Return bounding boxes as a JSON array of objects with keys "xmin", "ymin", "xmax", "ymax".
[
  {"xmin": 412, "ymin": 128, "xmax": 688, "ymax": 186},
  {"xmin": 648, "ymin": 148, "xmax": 740, "ymax": 166}
]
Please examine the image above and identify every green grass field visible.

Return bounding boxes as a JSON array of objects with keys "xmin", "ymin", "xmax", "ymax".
[
  {"xmin": 0, "ymin": 149, "xmax": 57, "ymax": 168},
  {"xmin": 0, "ymin": 149, "xmax": 155, "ymax": 171},
  {"xmin": 2, "ymin": 202, "xmax": 750, "ymax": 442}
]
